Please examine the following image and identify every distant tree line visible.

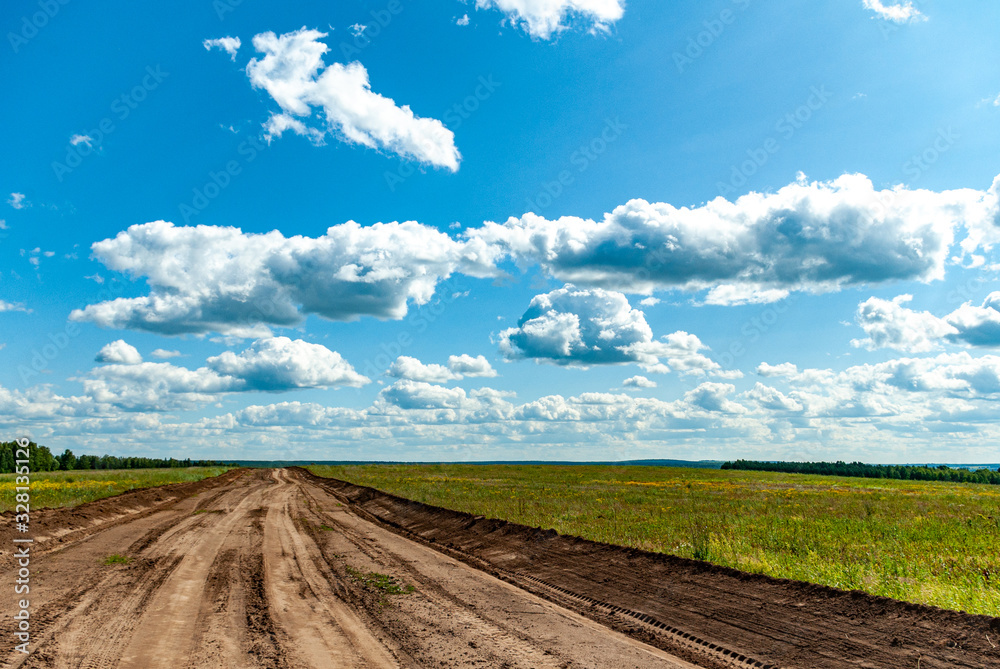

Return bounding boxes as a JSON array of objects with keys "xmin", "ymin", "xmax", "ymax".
[
  {"xmin": 720, "ymin": 459, "xmax": 1000, "ymax": 485},
  {"xmin": 1, "ymin": 440, "xmax": 224, "ymax": 474}
]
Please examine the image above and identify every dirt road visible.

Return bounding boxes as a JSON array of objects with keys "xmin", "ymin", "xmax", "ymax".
[{"xmin": 0, "ymin": 469, "xmax": 701, "ymax": 668}]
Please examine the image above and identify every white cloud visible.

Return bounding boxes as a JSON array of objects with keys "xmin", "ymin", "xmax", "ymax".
[
  {"xmin": 95, "ymin": 340, "xmax": 143, "ymax": 365},
  {"xmin": 853, "ymin": 293, "xmax": 1000, "ymax": 352},
  {"xmin": 379, "ymin": 380, "xmax": 469, "ymax": 410},
  {"xmin": 944, "ymin": 293, "xmax": 1000, "ymax": 347},
  {"xmin": 744, "ymin": 382, "xmax": 802, "ymax": 412},
  {"xmin": 475, "ymin": 0, "xmax": 625, "ymax": 39},
  {"xmin": 151, "ymin": 349, "xmax": 183, "ymax": 359},
  {"xmin": 636, "ymin": 331, "xmax": 721, "ymax": 376},
  {"xmin": 862, "ymin": 0, "xmax": 925, "ymax": 24},
  {"xmin": 684, "ymin": 383, "xmax": 746, "ymax": 414},
  {"xmin": 262, "ymin": 113, "xmax": 325, "ymax": 144},
  {"xmin": 228, "ymin": 401, "xmax": 364, "ymax": 428},
  {"xmin": 499, "ymin": 285, "xmax": 721, "ymax": 374},
  {"xmin": 623, "ymin": 375, "xmax": 656, "ymax": 389},
  {"xmin": 388, "ymin": 356, "xmax": 459, "ymax": 384},
  {"xmin": 7, "ymin": 193, "xmax": 26, "ymax": 209},
  {"xmin": 852, "ymin": 295, "xmax": 958, "ymax": 353},
  {"xmin": 740, "ymin": 352, "xmax": 1000, "ymax": 434},
  {"xmin": 0, "ymin": 300, "xmax": 30, "ymax": 313},
  {"xmin": 456, "ymin": 14, "xmax": 471, "ymax": 26},
  {"xmin": 757, "ymin": 362, "xmax": 799, "ymax": 377},
  {"xmin": 824, "ymin": 353, "xmax": 1000, "ymax": 399},
  {"xmin": 78, "ymin": 337, "xmax": 366, "ymax": 411},
  {"xmin": 638, "ymin": 297, "xmax": 660, "ymax": 307},
  {"xmin": 207, "ymin": 336, "xmax": 369, "ymax": 390},
  {"xmin": 702, "ymin": 284, "xmax": 790, "ymax": 306},
  {"xmin": 69, "ymin": 134, "xmax": 93, "ymax": 147},
  {"xmin": 472, "ymin": 173, "xmax": 995, "ymax": 304},
  {"xmin": 71, "ymin": 220, "xmax": 494, "ymax": 336},
  {"xmin": 499, "ymin": 286, "xmax": 650, "ymax": 366},
  {"xmin": 81, "ymin": 363, "xmax": 232, "ymax": 411},
  {"xmin": 203, "ymin": 36, "xmax": 242, "ymax": 60},
  {"xmin": 388, "ymin": 354, "xmax": 497, "ymax": 383},
  {"xmin": 447, "ymin": 353, "xmax": 497, "ymax": 377},
  {"xmin": 349, "ymin": 24, "xmax": 367, "ymax": 36},
  {"xmin": 959, "ymin": 175, "xmax": 1000, "ymax": 254},
  {"xmin": 246, "ymin": 28, "xmax": 460, "ymax": 170}
]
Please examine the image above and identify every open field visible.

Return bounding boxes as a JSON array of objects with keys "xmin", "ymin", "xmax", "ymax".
[
  {"xmin": 0, "ymin": 467, "xmax": 233, "ymax": 513},
  {"xmin": 1, "ymin": 467, "xmax": 995, "ymax": 668},
  {"xmin": 309, "ymin": 464, "xmax": 1000, "ymax": 617}
]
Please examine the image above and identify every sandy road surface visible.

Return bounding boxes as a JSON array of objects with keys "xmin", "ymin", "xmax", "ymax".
[{"xmin": 1, "ymin": 469, "xmax": 699, "ymax": 669}]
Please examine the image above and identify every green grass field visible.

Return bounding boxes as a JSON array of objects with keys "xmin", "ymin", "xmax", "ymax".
[
  {"xmin": 308, "ymin": 463, "xmax": 1000, "ymax": 617},
  {"xmin": 0, "ymin": 467, "xmax": 233, "ymax": 513}
]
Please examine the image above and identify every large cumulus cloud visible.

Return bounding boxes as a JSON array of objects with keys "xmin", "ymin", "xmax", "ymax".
[
  {"xmin": 71, "ymin": 220, "xmax": 494, "ymax": 336},
  {"xmin": 472, "ymin": 173, "xmax": 994, "ymax": 303}
]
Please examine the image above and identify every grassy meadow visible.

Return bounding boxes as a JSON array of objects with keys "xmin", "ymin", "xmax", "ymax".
[
  {"xmin": 0, "ymin": 467, "xmax": 233, "ymax": 513},
  {"xmin": 309, "ymin": 463, "xmax": 1000, "ymax": 617}
]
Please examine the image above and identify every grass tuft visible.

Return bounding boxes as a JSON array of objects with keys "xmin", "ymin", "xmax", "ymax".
[
  {"xmin": 102, "ymin": 554, "xmax": 131, "ymax": 565},
  {"xmin": 345, "ymin": 565, "xmax": 415, "ymax": 595}
]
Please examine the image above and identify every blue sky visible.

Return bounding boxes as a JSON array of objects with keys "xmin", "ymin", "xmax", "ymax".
[{"xmin": 2, "ymin": 0, "xmax": 1000, "ymax": 463}]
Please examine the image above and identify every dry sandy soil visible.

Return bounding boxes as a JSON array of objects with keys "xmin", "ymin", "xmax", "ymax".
[{"xmin": 1, "ymin": 467, "xmax": 997, "ymax": 668}]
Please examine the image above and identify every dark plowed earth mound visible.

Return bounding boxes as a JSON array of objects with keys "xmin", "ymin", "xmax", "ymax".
[{"xmin": 297, "ymin": 468, "xmax": 1000, "ymax": 669}]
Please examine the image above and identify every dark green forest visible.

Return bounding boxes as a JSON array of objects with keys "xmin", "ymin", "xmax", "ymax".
[
  {"xmin": 721, "ymin": 459, "xmax": 1000, "ymax": 485},
  {"xmin": 1, "ymin": 440, "xmax": 223, "ymax": 474}
]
